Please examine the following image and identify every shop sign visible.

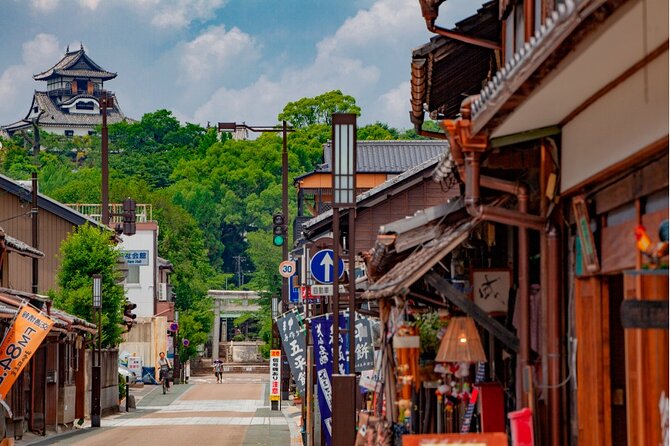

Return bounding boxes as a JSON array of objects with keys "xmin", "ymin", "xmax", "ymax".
[
  {"xmin": 0, "ymin": 305, "xmax": 54, "ymax": 399},
  {"xmin": 310, "ymin": 284, "xmax": 346, "ymax": 296},
  {"xmin": 121, "ymin": 250, "xmax": 149, "ymax": 266},
  {"xmin": 276, "ymin": 311, "xmax": 306, "ymax": 396},
  {"xmin": 310, "ymin": 315, "xmax": 334, "ymax": 446},
  {"xmin": 353, "ymin": 315, "xmax": 375, "ymax": 372},
  {"xmin": 620, "ymin": 300, "xmax": 669, "ymax": 329},
  {"xmin": 269, "ymin": 350, "xmax": 281, "ymax": 401}
]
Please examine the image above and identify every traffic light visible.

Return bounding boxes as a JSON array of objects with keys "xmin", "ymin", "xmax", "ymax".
[
  {"xmin": 272, "ymin": 213, "xmax": 287, "ymax": 246},
  {"xmin": 122, "ymin": 198, "xmax": 136, "ymax": 236},
  {"xmin": 124, "ymin": 300, "xmax": 137, "ymax": 329}
]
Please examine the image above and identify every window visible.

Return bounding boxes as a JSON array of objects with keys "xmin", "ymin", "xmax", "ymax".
[
  {"xmin": 503, "ymin": 0, "xmax": 530, "ymax": 63},
  {"xmin": 75, "ymin": 101, "xmax": 95, "ymax": 110},
  {"xmin": 64, "ymin": 130, "xmax": 74, "ymax": 137},
  {"xmin": 126, "ymin": 265, "xmax": 140, "ymax": 284},
  {"xmin": 88, "ymin": 130, "xmax": 96, "ymax": 136}
]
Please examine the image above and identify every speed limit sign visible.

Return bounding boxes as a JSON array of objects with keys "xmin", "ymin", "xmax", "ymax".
[{"xmin": 278, "ymin": 260, "xmax": 296, "ymax": 278}]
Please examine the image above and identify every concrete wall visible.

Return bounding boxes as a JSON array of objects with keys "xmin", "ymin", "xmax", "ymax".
[
  {"xmin": 119, "ymin": 225, "xmax": 157, "ymax": 318},
  {"xmin": 119, "ymin": 316, "xmax": 168, "ymax": 378}
]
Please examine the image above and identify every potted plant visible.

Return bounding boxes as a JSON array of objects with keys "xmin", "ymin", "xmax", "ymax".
[{"xmin": 293, "ymin": 389, "xmax": 303, "ymax": 405}]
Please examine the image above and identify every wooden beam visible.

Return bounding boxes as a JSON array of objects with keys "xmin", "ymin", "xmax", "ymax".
[
  {"xmin": 489, "ymin": 125, "xmax": 561, "ymax": 148},
  {"xmin": 424, "ymin": 271, "xmax": 520, "ymax": 352}
]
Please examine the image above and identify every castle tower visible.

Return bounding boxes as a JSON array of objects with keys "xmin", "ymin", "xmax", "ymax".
[{"xmin": 2, "ymin": 44, "xmax": 130, "ymax": 136}]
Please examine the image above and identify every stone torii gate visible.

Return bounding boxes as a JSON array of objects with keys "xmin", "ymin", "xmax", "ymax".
[{"xmin": 208, "ymin": 290, "xmax": 262, "ymax": 360}]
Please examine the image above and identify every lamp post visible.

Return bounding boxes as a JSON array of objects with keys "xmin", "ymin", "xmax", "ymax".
[
  {"xmin": 91, "ymin": 274, "xmax": 102, "ymax": 428},
  {"xmin": 330, "ymin": 113, "xmax": 357, "ymax": 446},
  {"xmin": 218, "ymin": 121, "xmax": 294, "ymax": 399}
]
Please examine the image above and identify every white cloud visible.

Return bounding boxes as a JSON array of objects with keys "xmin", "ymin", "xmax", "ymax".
[
  {"xmin": 0, "ymin": 34, "xmax": 62, "ymax": 123},
  {"xmin": 368, "ymin": 81, "xmax": 411, "ymax": 128},
  {"xmin": 177, "ymin": 26, "xmax": 260, "ymax": 84},
  {"xmin": 28, "ymin": 0, "xmax": 227, "ymax": 28},
  {"xmin": 187, "ymin": 0, "xmax": 426, "ymax": 129},
  {"xmin": 79, "ymin": 0, "xmax": 102, "ymax": 10},
  {"xmin": 29, "ymin": 0, "xmax": 58, "ymax": 12},
  {"xmin": 135, "ymin": 0, "xmax": 228, "ymax": 29}
]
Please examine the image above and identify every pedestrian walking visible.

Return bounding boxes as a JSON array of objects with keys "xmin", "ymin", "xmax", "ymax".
[{"xmin": 213, "ymin": 359, "xmax": 223, "ymax": 383}]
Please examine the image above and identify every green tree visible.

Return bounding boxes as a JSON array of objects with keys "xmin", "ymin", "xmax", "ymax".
[
  {"xmin": 52, "ymin": 224, "xmax": 125, "ymax": 347},
  {"xmin": 278, "ymin": 90, "xmax": 361, "ymax": 128},
  {"xmin": 177, "ymin": 299, "xmax": 213, "ymax": 361}
]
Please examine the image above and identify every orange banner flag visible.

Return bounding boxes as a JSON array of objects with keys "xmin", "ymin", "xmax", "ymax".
[{"xmin": 0, "ymin": 305, "xmax": 54, "ymax": 399}]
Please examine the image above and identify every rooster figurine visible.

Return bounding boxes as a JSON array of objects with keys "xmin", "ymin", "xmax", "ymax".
[{"xmin": 634, "ymin": 221, "xmax": 669, "ymax": 267}]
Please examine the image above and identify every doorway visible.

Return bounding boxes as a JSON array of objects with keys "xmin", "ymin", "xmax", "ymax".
[{"xmin": 608, "ymin": 274, "xmax": 627, "ymax": 445}]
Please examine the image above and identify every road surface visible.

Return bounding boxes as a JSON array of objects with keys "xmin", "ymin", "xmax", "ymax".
[{"xmin": 23, "ymin": 373, "xmax": 301, "ymax": 446}]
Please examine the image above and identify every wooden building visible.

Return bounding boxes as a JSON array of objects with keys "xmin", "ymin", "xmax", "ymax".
[
  {"xmin": 294, "ymin": 140, "xmax": 445, "ymax": 220},
  {"xmin": 300, "ymin": 152, "xmax": 458, "ymax": 254},
  {"xmin": 408, "ymin": 0, "xmax": 668, "ymax": 444},
  {"xmin": 0, "ymin": 174, "xmax": 120, "ymax": 439}
]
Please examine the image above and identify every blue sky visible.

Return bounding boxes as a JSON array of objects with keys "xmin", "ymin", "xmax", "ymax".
[{"xmin": 0, "ymin": 0, "xmax": 481, "ymax": 130}]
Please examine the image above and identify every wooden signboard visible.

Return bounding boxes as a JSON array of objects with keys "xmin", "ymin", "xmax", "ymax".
[
  {"xmin": 620, "ymin": 300, "xmax": 669, "ymax": 329},
  {"xmin": 402, "ymin": 433, "xmax": 507, "ymax": 446},
  {"xmin": 572, "ymin": 195, "xmax": 600, "ymax": 274}
]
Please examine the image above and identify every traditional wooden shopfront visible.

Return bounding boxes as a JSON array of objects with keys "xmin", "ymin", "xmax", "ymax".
[{"xmin": 410, "ymin": 0, "xmax": 668, "ymax": 444}]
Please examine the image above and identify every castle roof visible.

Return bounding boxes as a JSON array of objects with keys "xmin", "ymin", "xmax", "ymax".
[
  {"xmin": 33, "ymin": 47, "xmax": 117, "ymax": 81},
  {"xmin": 2, "ymin": 92, "xmax": 129, "ymax": 134}
]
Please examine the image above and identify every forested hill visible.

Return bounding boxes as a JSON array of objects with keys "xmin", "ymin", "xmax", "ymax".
[{"xmin": 0, "ymin": 90, "xmax": 438, "ymax": 354}]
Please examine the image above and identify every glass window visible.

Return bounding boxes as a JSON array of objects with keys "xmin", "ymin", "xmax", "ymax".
[
  {"xmin": 126, "ymin": 265, "xmax": 140, "ymax": 284},
  {"xmin": 64, "ymin": 130, "xmax": 74, "ymax": 137}
]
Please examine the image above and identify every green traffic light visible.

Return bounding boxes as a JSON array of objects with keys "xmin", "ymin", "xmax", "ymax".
[{"xmin": 273, "ymin": 234, "xmax": 285, "ymax": 246}]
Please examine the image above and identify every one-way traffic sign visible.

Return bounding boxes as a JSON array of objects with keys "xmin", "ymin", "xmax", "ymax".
[{"xmin": 310, "ymin": 249, "xmax": 345, "ymax": 284}]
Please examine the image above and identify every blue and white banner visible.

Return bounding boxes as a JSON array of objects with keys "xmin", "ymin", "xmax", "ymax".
[{"xmin": 311, "ymin": 315, "xmax": 334, "ymax": 446}]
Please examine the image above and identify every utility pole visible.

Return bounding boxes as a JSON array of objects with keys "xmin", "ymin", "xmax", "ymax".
[
  {"xmin": 217, "ymin": 121, "xmax": 295, "ymax": 402},
  {"xmin": 30, "ymin": 119, "xmax": 40, "ymax": 294},
  {"xmin": 100, "ymin": 92, "xmax": 112, "ymax": 226},
  {"xmin": 233, "ymin": 255, "xmax": 246, "ymax": 287}
]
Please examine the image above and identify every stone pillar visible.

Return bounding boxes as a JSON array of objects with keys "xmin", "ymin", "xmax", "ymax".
[{"xmin": 212, "ymin": 299, "xmax": 220, "ymax": 360}]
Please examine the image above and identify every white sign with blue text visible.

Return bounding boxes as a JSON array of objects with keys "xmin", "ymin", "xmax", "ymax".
[
  {"xmin": 310, "ymin": 249, "xmax": 344, "ymax": 284},
  {"xmin": 122, "ymin": 250, "xmax": 149, "ymax": 266}
]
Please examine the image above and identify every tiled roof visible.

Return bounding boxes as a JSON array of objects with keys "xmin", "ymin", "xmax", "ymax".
[
  {"xmin": 302, "ymin": 153, "xmax": 445, "ymax": 231},
  {"xmin": 321, "ymin": 140, "xmax": 447, "ymax": 173},
  {"xmin": 0, "ymin": 173, "xmax": 107, "ymax": 228},
  {"xmin": 469, "ymin": 0, "xmax": 580, "ymax": 132},
  {"xmin": 411, "ymin": 1, "xmax": 499, "ymax": 128},
  {"xmin": 0, "ymin": 228, "xmax": 45, "ymax": 258},
  {"xmin": 362, "ymin": 217, "xmax": 480, "ymax": 300},
  {"xmin": 34, "ymin": 48, "xmax": 116, "ymax": 81},
  {"xmin": 31, "ymin": 91, "xmax": 127, "ymax": 127}
]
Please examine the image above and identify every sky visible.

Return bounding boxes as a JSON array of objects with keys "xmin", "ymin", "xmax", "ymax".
[{"xmin": 0, "ymin": 0, "xmax": 482, "ymax": 131}]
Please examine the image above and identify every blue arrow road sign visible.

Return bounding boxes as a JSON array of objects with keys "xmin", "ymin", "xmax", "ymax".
[{"xmin": 310, "ymin": 249, "xmax": 345, "ymax": 284}]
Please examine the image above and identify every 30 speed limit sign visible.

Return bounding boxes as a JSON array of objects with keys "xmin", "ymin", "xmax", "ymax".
[{"xmin": 278, "ymin": 260, "xmax": 296, "ymax": 278}]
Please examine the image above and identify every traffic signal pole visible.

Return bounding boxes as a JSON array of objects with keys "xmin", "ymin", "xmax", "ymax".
[
  {"xmin": 216, "ymin": 120, "xmax": 294, "ymax": 401},
  {"xmin": 281, "ymin": 120, "xmax": 290, "ymax": 400}
]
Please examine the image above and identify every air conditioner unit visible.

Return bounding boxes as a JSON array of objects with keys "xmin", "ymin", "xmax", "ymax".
[{"xmin": 158, "ymin": 283, "xmax": 168, "ymax": 301}]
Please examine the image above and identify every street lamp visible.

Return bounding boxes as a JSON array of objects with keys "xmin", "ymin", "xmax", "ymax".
[
  {"xmin": 218, "ymin": 121, "xmax": 294, "ymax": 400},
  {"xmin": 330, "ymin": 113, "xmax": 357, "ymax": 446},
  {"xmin": 91, "ymin": 274, "xmax": 102, "ymax": 428},
  {"xmin": 217, "ymin": 121, "xmax": 294, "ymax": 310}
]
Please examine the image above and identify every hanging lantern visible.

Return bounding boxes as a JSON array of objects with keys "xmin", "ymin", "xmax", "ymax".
[{"xmin": 435, "ymin": 317, "xmax": 486, "ymax": 363}]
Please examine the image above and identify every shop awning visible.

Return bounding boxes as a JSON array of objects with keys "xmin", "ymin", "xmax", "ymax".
[
  {"xmin": 362, "ymin": 217, "xmax": 479, "ymax": 300},
  {"xmin": 362, "ymin": 197, "xmax": 520, "ymax": 352}
]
